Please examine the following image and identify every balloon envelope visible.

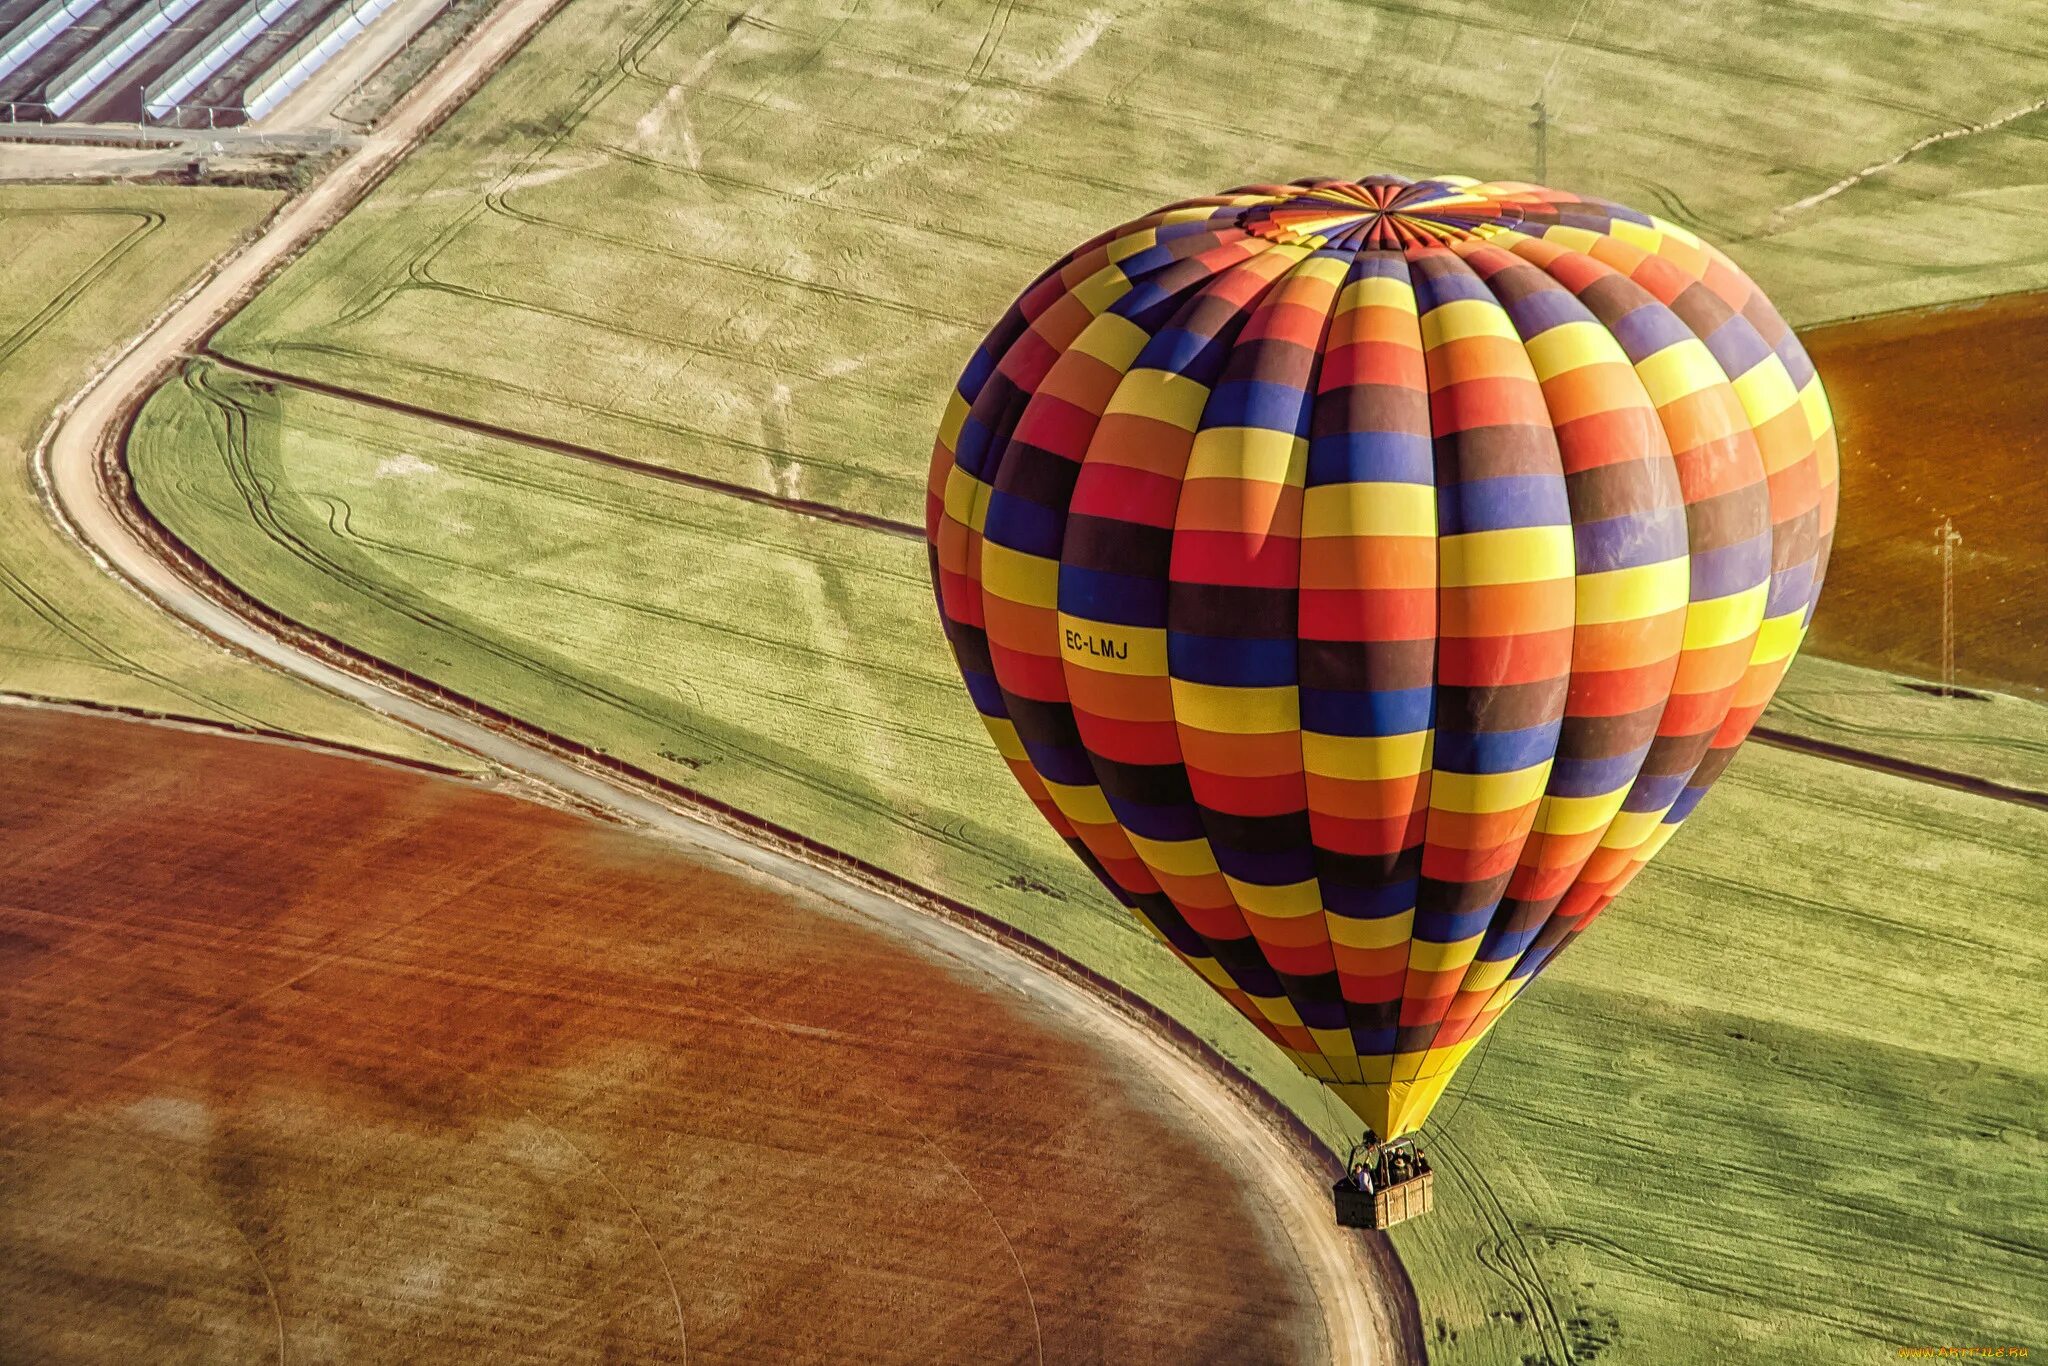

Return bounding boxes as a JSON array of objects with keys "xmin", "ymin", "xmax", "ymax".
[{"xmin": 926, "ymin": 177, "xmax": 1837, "ymax": 1138}]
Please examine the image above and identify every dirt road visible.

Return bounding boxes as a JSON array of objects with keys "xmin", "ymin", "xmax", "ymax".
[{"xmin": 30, "ymin": 0, "xmax": 1406, "ymax": 1356}]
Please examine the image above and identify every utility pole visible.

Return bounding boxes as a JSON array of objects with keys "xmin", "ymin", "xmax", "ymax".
[
  {"xmin": 1530, "ymin": 98, "xmax": 1548, "ymax": 184},
  {"xmin": 1937, "ymin": 516, "xmax": 1961, "ymax": 697}
]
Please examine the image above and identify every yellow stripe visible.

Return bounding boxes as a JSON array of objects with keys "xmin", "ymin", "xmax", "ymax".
[
  {"xmin": 1458, "ymin": 956, "xmax": 1516, "ymax": 993},
  {"xmin": 1302, "ymin": 729, "xmax": 1432, "ymax": 780},
  {"xmin": 1252, "ymin": 993, "xmax": 1304, "ymax": 1027},
  {"xmin": 1337, "ymin": 274, "xmax": 1418, "ymax": 316},
  {"xmin": 1599, "ymin": 807, "xmax": 1668, "ymax": 850},
  {"xmin": 1329, "ymin": 910, "xmax": 1413, "ymax": 950},
  {"xmin": 1798, "ymin": 376, "xmax": 1834, "ymax": 441},
  {"xmin": 1286, "ymin": 254, "xmax": 1352, "ymax": 288},
  {"xmin": 1420, "ymin": 297, "xmax": 1517, "ymax": 348},
  {"xmin": 1533, "ymin": 787, "xmax": 1629, "ymax": 836},
  {"xmin": 1226, "ymin": 876, "xmax": 1322, "ymax": 918},
  {"xmin": 1431, "ymin": 762, "xmax": 1552, "ymax": 814},
  {"xmin": 937, "ymin": 391, "xmax": 969, "ymax": 451},
  {"xmin": 1170, "ymin": 679, "xmax": 1299, "ymax": 733},
  {"xmin": 1638, "ymin": 819, "xmax": 1682, "ymax": 858},
  {"xmin": 1070, "ymin": 312, "xmax": 1149, "ymax": 371},
  {"xmin": 1057, "ymin": 615, "xmax": 1167, "ymax": 676},
  {"xmin": 1071, "ymin": 264, "xmax": 1133, "ymax": 316},
  {"xmin": 1407, "ymin": 934, "xmax": 1483, "ymax": 973},
  {"xmin": 1042, "ymin": 778, "xmax": 1113, "ymax": 826},
  {"xmin": 1105, "ymin": 368, "xmax": 1210, "ymax": 430},
  {"xmin": 1310, "ymin": 1030, "xmax": 1364, "ymax": 1081},
  {"xmin": 941, "ymin": 465, "xmax": 987, "ymax": 532},
  {"xmin": 1186, "ymin": 425, "xmax": 1306, "ymax": 485},
  {"xmin": 1538, "ymin": 223, "xmax": 1604, "ymax": 256},
  {"xmin": 1749, "ymin": 610, "xmax": 1806, "ymax": 665},
  {"xmin": 1440, "ymin": 525, "xmax": 1575, "ymax": 586},
  {"xmin": 1681, "ymin": 581, "xmax": 1769, "ymax": 650},
  {"xmin": 1649, "ymin": 214, "xmax": 1703, "ymax": 250},
  {"xmin": 1636, "ymin": 338, "xmax": 1728, "ymax": 408},
  {"xmin": 1606, "ymin": 218, "xmax": 1663, "ymax": 254},
  {"xmin": 1127, "ymin": 832, "xmax": 1218, "ymax": 877},
  {"xmin": 1105, "ymin": 228, "xmax": 1157, "ymax": 262},
  {"xmin": 979, "ymin": 540, "xmax": 1057, "ymax": 607},
  {"xmin": 1730, "ymin": 357, "xmax": 1801, "ymax": 429},
  {"xmin": 1301, "ymin": 481, "xmax": 1436, "ymax": 538},
  {"xmin": 982, "ymin": 716, "xmax": 1027, "ymax": 763},
  {"xmin": 1524, "ymin": 320, "xmax": 1627, "ymax": 381},
  {"xmin": 1576, "ymin": 556, "xmax": 1689, "ymax": 624}
]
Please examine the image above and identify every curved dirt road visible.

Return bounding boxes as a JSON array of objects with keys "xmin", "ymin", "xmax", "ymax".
[{"xmin": 29, "ymin": 0, "xmax": 1406, "ymax": 1359}]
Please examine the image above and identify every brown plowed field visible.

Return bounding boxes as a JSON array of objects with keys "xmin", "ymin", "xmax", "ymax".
[
  {"xmin": 1802, "ymin": 292, "xmax": 2048, "ymax": 697},
  {"xmin": 0, "ymin": 707, "xmax": 1323, "ymax": 1363}
]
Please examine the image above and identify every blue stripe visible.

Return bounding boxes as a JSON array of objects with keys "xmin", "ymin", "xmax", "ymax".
[
  {"xmin": 1212, "ymin": 842, "xmax": 1317, "ymax": 885},
  {"xmin": 1766, "ymin": 559, "xmax": 1816, "ymax": 616},
  {"xmin": 1306, "ymin": 429, "xmax": 1434, "ymax": 486},
  {"xmin": 1351, "ymin": 1025, "xmax": 1399, "ymax": 1055},
  {"xmin": 1622, "ymin": 768, "xmax": 1691, "ymax": 812},
  {"xmin": 1107, "ymin": 795, "xmax": 1206, "ymax": 842},
  {"xmin": 983, "ymin": 489, "xmax": 1065, "ymax": 557},
  {"xmin": 1548, "ymin": 743, "xmax": 1652, "ymax": 798},
  {"xmin": 1475, "ymin": 923, "xmax": 1543, "ymax": 962},
  {"xmin": 1324, "ymin": 879, "xmax": 1418, "ymax": 917},
  {"xmin": 1170, "ymin": 632, "xmax": 1297, "ymax": 687},
  {"xmin": 1413, "ymin": 905, "xmax": 1500, "ymax": 943},
  {"xmin": 1575, "ymin": 505, "xmax": 1688, "ymax": 573},
  {"xmin": 1202, "ymin": 378, "xmax": 1312, "ymax": 435},
  {"xmin": 958, "ymin": 345, "xmax": 997, "ymax": 403},
  {"xmin": 1503, "ymin": 286, "xmax": 1586, "ymax": 339},
  {"xmin": 1436, "ymin": 474, "xmax": 1570, "ymax": 534},
  {"xmin": 1691, "ymin": 530, "xmax": 1773, "ymax": 599},
  {"xmin": 962, "ymin": 668, "xmax": 1008, "ymax": 719},
  {"xmin": 1666, "ymin": 785, "xmax": 1711, "ymax": 821},
  {"xmin": 1295, "ymin": 996, "xmax": 1350, "ymax": 1030},
  {"xmin": 1060, "ymin": 564, "xmax": 1167, "ymax": 628},
  {"xmin": 1701, "ymin": 317, "xmax": 1774, "ymax": 380},
  {"xmin": 1023, "ymin": 740, "xmax": 1097, "ymax": 787},
  {"xmin": 1137, "ymin": 327, "xmax": 1233, "ymax": 383},
  {"xmin": 1432, "ymin": 720, "xmax": 1563, "ymax": 774},
  {"xmin": 955, "ymin": 412, "xmax": 1000, "ymax": 478},
  {"xmin": 1608, "ymin": 304, "xmax": 1698, "ymax": 365},
  {"xmin": 1302, "ymin": 685, "xmax": 1434, "ymax": 737}
]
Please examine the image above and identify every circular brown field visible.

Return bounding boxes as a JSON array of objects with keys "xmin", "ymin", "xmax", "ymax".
[
  {"xmin": 0, "ymin": 707, "xmax": 1326, "ymax": 1363},
  {"xmin": 1801, "ymin": 292, "xmax": 2048, "ymax": 697}
]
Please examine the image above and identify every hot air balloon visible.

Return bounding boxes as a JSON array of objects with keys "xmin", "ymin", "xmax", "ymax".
[{"xmin": 925, "ymin": 176, "xmax": 1837, "ymax": 1223}]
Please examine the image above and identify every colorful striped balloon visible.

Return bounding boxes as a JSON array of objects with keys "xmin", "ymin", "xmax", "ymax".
[{"xmin": 925, "ymin": 177, "xmax": 1838, "ymax": 1140}]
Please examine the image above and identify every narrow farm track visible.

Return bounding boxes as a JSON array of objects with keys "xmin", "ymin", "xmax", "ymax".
[
  {"xmin": 30, "ymin": 1, "xmax": 1408, "ymax": 1361},
  {"xmin": 194, "ymin": 353, "xmax": 2048, "ymax": 814}
]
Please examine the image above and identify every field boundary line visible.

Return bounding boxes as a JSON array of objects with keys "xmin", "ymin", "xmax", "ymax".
[
  {"xmin": 0, "ymin": 688, "xmax": 476, "ymax": 777},
  {"xmin": 202, "ymin": 349, "xmax": 927, "ymax": 539}
]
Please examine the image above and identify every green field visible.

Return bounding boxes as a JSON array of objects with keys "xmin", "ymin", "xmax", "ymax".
[
  {"xmin": 0, "ymin": 186, "xmax": 474, "ymax": 769},
  {"xmin": 111, "ymin": 0, "xmax": 2048, "ymax": 1359},
  {"xmin": 133, "ymin": 358, "xmax": 2048, "ymax": 1364}
]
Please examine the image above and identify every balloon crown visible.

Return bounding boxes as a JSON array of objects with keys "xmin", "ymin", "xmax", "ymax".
[{"xmin": 1235, "ymin": 174, "xmax": 1658, "ymax": 251}]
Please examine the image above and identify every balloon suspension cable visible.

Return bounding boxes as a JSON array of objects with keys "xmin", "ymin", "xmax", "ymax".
[{"xmin": 1421, "ymin": 1020, "xmax": 1504, "ymax": 1144}]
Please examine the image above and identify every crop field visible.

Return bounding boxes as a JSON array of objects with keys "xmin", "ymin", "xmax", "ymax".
[
  {"xmin": 1800, "ymin": 293, "xmax": 2048, "ymax": 700},
  {"xmin": 0, "ymin": 185, "xmax": 471, "ymax": 769},
  {"xmin": 0, "ymin": 705, "xmax": 1327, "ymax": 1361},
  {"xmin": 131, "ymin": 357, "xmax": 2048, "ymax": 1364},
  {"xmin": 215, "ymin": 0, "xmax": 2048, "ymax": 530}
]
